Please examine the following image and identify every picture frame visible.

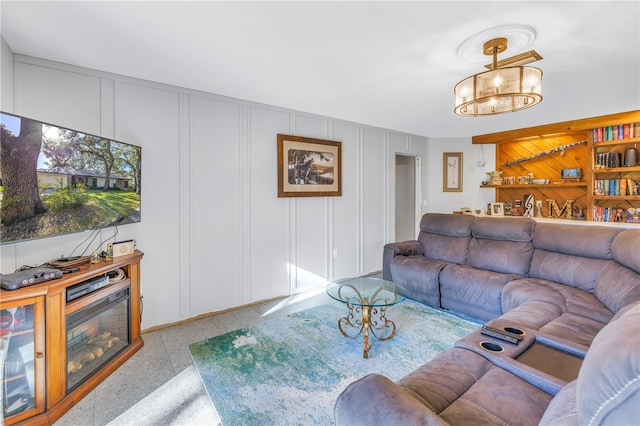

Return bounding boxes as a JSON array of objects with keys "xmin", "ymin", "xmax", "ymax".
[
  {"xmin": 503, "ymin": 202, "xmax": 513, "ymax": 216},
  {"xmin": 277, "ymin": 134, "xmax": 342, "ymax": 197},
  {"xmin": 443, "ymin": 152, "xmax": 463, "ymax": 192},
  {"xmin": 491, "ymin": 202, "xmax": 505, "ymax": 216}
]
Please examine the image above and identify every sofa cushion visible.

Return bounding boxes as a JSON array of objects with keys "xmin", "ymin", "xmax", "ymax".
[
  {"xmin": 595, "ymin": 261, "xmax": 640, "ymax": 313},
  {"xmin": 536, "ymin": 313, "xmax": 608, "ymax": 355},
  {"xmin": 503, "ymin": 278, "xmax": 613, "ymax": 323},
  {"xmin": 417, "ymin": 232, "xmax": 472, "ymax": 265},
  {"xmin": 334, "ymin": 373, "xmax": 448, "ymax": 425},
  {"xmin": 334, "ymin": 347, "xmax": 553, "ymax": 426},
  {"xmin": 502, "ymin": 278, "xmax": 565, "ymax": 312},
  {"xmin": 611, "ymin": 229, "xmax": 640, "ymax": 273},
  {"xmin": 532, "ymin": 223, "xmax": 621, "ymax": 259},
  {"xmin": 419, "ymin": 212, "xmax": 475, "ymax": 237},
  {"xmin": 417, "ymin": 213, "xmax": 474, "ymax": 264},
  {"xmin": 471, "ymin": 216, "xmax": 535, "ymax": 242},
  {"xmin": 495, "ymin": 300, "xmax": 563, "ymax": 331},
  {"xmin": 528, "ymin": 249, "xmax": 611, "ymax": 293},
  {"xmin": 390, "ymin": 256, "xmax": 446, "ymax": 307},
  {"xmin": 467, "ymin": 217, "xmax": 535, "ymax": 276},
  {"xmin": 468, "ymin": 239, "xmax": 533, "ymax": 275},
  {"xmin": 439, "ymin": 265, "xmax": 519, "ymax": 321}
]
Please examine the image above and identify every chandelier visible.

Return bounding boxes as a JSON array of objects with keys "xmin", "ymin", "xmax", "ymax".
[{"xmin": 454, "ymin": 37, "xmax": 543, "ymax": 116}]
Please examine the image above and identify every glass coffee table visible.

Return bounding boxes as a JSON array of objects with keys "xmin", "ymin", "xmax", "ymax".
[{"xmin": 326, "ymin": 277, "xmax": 406, "ymax": 358}]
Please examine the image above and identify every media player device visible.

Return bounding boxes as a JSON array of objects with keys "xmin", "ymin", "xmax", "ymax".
[
  {"xmin": 66, "ymin": 275, "xmax": 110, "ymax": 302},
  {"xmin": 1, "ymin": 268, "xmax": 63, "ymax": 291}
]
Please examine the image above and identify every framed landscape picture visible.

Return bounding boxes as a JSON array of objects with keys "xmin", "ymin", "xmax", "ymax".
[
  {"xmin": 443, "ymin": 152, "xmax": 463, "ymax": 192},
  {"xmin": 277, "ymin": 134, "xmax": 342, "ymax": 197}
]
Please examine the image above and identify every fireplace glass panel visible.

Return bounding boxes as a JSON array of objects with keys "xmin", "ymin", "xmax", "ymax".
[{"xmin": 66, "ymin": 287, "xmax": 130, "ymax": 391}]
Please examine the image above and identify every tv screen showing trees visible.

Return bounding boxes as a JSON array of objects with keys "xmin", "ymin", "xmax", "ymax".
[{"xmin": 0, "ymin": 112, "xmax": 141, "ymax": 244}]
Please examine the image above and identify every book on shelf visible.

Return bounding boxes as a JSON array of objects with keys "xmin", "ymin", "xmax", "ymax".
[
  {"xmin": 594, "ymin": 178, "xmax": 637, "ymax": 196},
  {"xmin": 593, "ymin": 206, "xmax": 638, "ymax": 223},
  {"xmin": 594, "ymin": 152, "xmax": 621, "ymax": 168},
  {"xmin": 592, "ymin": 122, "xmax": 639, "ymax": 142}
]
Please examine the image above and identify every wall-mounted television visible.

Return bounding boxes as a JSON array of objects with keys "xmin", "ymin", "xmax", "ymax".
[{"xmin": 0, "ymin": 112, "xmax": 141, "ymax": 244}]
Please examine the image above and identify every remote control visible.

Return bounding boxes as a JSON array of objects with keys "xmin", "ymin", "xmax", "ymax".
[{"xmin": 481, "ymin": 325, "xmax": 520, "ymax": 345}]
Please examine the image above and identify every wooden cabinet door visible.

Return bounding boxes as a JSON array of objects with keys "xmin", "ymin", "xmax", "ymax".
[{"xmin": 1, "ymin": 296, "xmax": 46, "ymax": 425}]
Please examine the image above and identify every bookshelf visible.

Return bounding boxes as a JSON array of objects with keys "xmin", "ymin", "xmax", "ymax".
[
  {"xmin": 591, "ymin": 128, "xmax": 640, "ymax": 221},
  {"xmin": 473, "ymin": 111, "xmax": 640, "ymax": 223}
]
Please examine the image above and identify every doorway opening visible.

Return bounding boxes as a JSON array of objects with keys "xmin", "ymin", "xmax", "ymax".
[{"xmin": 395, "ymin": 155, "xmax": 422, "ymax": 242}]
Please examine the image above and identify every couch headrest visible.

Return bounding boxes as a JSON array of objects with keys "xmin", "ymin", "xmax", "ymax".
[
  {"xmin": 577, "ymin": 301, "xmax": 640, "ymax": 424},
  {"xmin": 533, "ymin": 223, "xmax": 622, "ymax": 259},
  {"xmin": 419, "ymin": 213, "xmax": 474, "ymax": 237},
  {"xmin": 472, "ymin": 217, "xmax": 535, "ymax": 241},
  {"xmin": 611, "ymin": 229, "xmax": 640, "ymax": 273}
]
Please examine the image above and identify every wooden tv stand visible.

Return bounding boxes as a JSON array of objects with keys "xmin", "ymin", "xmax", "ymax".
[{"xmin": 1, "ymin": 251, "xmax": 144, "ymax": 425}]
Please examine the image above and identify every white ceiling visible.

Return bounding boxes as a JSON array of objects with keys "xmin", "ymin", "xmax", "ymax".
[{"xmin": 1, "ymin": 1, "xmax": 639, "ymax": 138}]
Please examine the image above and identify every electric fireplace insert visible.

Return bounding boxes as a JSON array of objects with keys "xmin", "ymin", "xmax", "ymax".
[{"xmin": 66, "ymin": 286, "xmax": 130, "ymax": 391}]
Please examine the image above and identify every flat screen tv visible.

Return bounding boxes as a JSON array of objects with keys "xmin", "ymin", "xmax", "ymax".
[{"xmin": 0, "ymin": 112, "xmax": 141, "ymax": 244}]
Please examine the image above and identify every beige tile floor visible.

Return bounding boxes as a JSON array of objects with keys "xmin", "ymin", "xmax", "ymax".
[{"xmin": 55, "ymin": 289, "xmax": 333, "ymax": 425}]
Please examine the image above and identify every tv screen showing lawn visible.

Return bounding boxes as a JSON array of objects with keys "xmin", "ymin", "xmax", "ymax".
[{"xmin": 0, "ymin": 112, "xmax": 141, "ymax": 244}]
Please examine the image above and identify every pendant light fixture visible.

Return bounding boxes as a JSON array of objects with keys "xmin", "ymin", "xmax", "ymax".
[{"xmin": 454, "ymin": 37, "xmax": 543, "ymax": 116}]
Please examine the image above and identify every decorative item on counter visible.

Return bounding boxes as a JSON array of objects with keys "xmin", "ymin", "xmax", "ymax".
[
  {"xmin": 512, "ymin": 199, "xmax": 522, "ymax": 216},
  {"xmin": 504, "ymin": 203, "xmax": 513, "ymax": 216},
  {"xmin": 627, "ymin": 208, "xmax": 640, "ymax": 223},
  {"xmin": 460, "ymin": 207, "xmax": 472, "ymax": 215},
  {"xmin": 572, "ymin": 204, "xmax": 585, "ymax": 220},
  {"xmin": 90, "ymin": 250, "xmax": 100, "ymax": 264},
  {"xmin": 490, "ymin": 202, "xmax": 505, "ymax": 216},
  {"xmin": 503, "ymin": 176, "xmax": 515, "ymax": 185},
  {"xmin": 546, "ymin": 199, "xmax": 575, "ymax": 219},
  {"xmin": 523, "ymin": 194, "xmax": 534, "ymax": 217},
  {"xmin": 536, "ymin": 200, "xmax": 544, "ymax": 218},
  {"xmin": 485, "ymin": 170, "xmax": 503, "ymax": 185},
  {"xmin": 475, "ymin": 209, "xmax": 483, "ymax": 216},
  {"xmin": 615, "ymin": 208, "xmax": 624, "ymax": 222}
]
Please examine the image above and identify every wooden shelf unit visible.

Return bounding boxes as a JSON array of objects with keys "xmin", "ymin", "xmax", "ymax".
[
  {"xmin": 1, "ymin": 251, "xmax": 144, "ymax": 425},
  {"xmin": 473, "ymin": 110, "xmax": 640, "ymax": 222}
]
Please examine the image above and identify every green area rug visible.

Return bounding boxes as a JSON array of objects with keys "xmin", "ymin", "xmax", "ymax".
[{"xmin": 189, "ymin": 299, "xmax": 481, "ymax": 425}]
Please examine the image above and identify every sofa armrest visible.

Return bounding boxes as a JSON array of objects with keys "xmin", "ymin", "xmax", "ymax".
[
  {"xmin": 383, "ymin": 241, "xmax": 424, "ymax": 280},
  {"xmin": 334, "ymin": 373, "xmax": 447, "ymax": 426}
]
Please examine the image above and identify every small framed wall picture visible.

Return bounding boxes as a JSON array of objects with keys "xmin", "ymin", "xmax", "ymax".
[
  {"xmin": 443, "ymin": 152, "xmax": 463, "ymax": 192},
  {"xmin": 490, "ymin": 202, "xmax": 505, "ymax": 216}
]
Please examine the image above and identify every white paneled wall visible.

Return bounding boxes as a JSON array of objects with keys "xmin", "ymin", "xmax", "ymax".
[
  {"xmin": 2, "ymin": 53, "xmax": 429, "ymax": 329},
  {"xmin": 427, "ymin": 137, "xmax": 496, "ymax": 215}
]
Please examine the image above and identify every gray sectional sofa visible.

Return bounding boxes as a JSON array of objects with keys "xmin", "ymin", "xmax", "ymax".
[{"xmin": 335, "ymin": 213, "xmax": 640, "ymax": 425}]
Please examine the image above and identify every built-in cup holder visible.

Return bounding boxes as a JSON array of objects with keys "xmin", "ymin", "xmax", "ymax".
[
  {"xmin": 503, "ymin": 326, "xmax": 525, "ymax": 336},
  {"xmin": 480, "ymin": 341, "xmax": 504, "ymax": 352}
]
